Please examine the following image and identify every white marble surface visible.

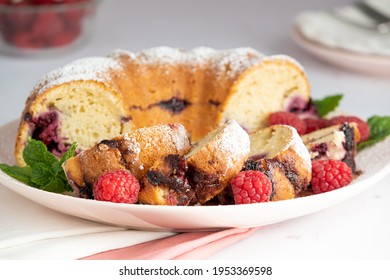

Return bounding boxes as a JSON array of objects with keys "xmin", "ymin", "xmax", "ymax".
[{"xmin": 0, "ymin": 0, "xmax": 389, "ymax": 260}]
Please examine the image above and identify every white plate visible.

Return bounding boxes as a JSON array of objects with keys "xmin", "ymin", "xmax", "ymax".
[
  {"xmin": 291, "ymin": 27, "xmax": 390, "ymax": 77},
  {"xmin": 1, "ymin": 120, "xmax": 390, "ymax": 231}
]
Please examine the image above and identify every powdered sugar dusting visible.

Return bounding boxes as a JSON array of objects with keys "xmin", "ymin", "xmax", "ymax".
[
  {"xmin": 32, "ymin": 47, "xmax": 303, "ymax": 97},
  {"xmin": 108, "ymin": 49, "xmax": 136, "ymax": 60},
  {"xmin": 170, "ymin": 124, "xmax": 190, "ymax": 151},
  {"xmin": 262, "ymin": 54, "xmax": 305, "ymax": 73},
  {"xmin": 283, "ymin": 125, "xmax": 312, "ymax": 170},
  {"xmin": 217, "ymin": 120, "xmax": 250, "ymax": 170},
  {"xmin": 125, "ymin": 123, "xmax": 189, "ymax": 157},
  {"xmin": 135, "ymin": 46, "xmax": 264, "ymax": 79},
  {"xmin": 210, "ymin": 47, "xmax": 264, "ymax": 79},
  {"xmin": 122, "ymin": 133, "xmax": 143, "ymax": 171},
  {"xmin": 33, "ymin": 56, "xmax": 123, "ymax": 95},
  {"xmin": 123, "ymin": 133, "xmax": 141, "ymax": 155},
  {"xmin": 136, "ymin": 46, "xmax": 219, "ymax": 65}
]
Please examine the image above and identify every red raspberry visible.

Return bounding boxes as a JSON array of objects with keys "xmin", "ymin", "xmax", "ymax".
[
  {"xmin": 9, "ymin": 31, "xmax": 45, "ymax": 49},
  {"xmin": 31, "ymin": 11, "xmax": 65, "ymax": 39},
  {"xmin": 93, "ymin": 170, "xmax": 140, "ymax": 204},
  {"xmin": 231, "ymin": 170, "xmax": 272, "ymax": 204},
  {"xmin": 329, "ymin": 115, "xmax": 370, "ymax": 142},
  {"xmin": 269, "ymin": 111, "xmax": 306, "ymax": 135},
  {"xmin": 5, "ymin": 9, "xmax": 34, "ymax": 31},
  {"xmin": 49, "ymin": 31, "xmax": 77, "ymax": 47},
  {"xmin": 311, "ymin": 159, "xmax": 352, "ymax": 194},
  {"xmin": 31, "ymin": 0, "xmax": 61, "ymax": 4},
  {"xmin": 303, "ymin": 117, "xmax": 331, "ymax": 134}
]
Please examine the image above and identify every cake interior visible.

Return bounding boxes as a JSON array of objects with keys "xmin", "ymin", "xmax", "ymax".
[
  {"xmin": 249, "ymin": 126, "xmax": 293, "ymax": 159},
  {"xmin": 30, "ymin": 81, "xmax": 130, "ymax": 153},
  {"xmin": 185, "ymin": 123, "xmax": 225, "ymax": 159},
  {"xmin": 223, "ymin": 62, "xmax": 309, "ymax": 132}
]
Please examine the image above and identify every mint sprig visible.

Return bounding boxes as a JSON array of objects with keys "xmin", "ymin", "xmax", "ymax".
[
  {"xmin": 0, "ymin": 138, "xmax": 76, "ymax": 193},
  {"xmin": 313, "ymin": 94, "xmax": 343, "ymax": 117},
  {"xmin": 358, "ymin": 116, "xmax": 390, "ymax": 150}
]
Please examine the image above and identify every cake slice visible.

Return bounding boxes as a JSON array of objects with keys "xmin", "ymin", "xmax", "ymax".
[
  {"xmin": 245, "ymin": 125, "xmax": 312, "ymax": 201},
  {"xmin": 62, "ymin": 123, "xmax": 190, "ymax": 198},
  {"xmin": 301, "ymin": 123, "xmax": 360, "ymax": 172},
  {"xmin": 14, "ymin": 56, "xmax": 132, "ymax": 167},
  {"xmin": 184, "ymin": 120, "xmax": 250, "ymax": 204},
  {"xmin": 139, "ymin": 154, "xmax": 195, "ymax": 206},
  {"xmin": 129, "ymin": 120, "xmax": 250, "ymax": 205}
]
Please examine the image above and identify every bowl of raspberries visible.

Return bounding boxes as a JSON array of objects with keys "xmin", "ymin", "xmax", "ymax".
[{"xmin": 0, "ymin": 0, "xmax": 100, "ymax": 56}]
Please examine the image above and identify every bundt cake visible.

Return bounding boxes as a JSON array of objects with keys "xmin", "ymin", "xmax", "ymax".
[
  {"xmin": 301, "ymin": 122, "xmax": 360, "ymax": 172},
  {"xmin": 14, "ymin": 46, "xmax": 311, "ymax": 166},
  {"xmin": 62, "ymin": 123, "xmax": 191, "ymax": 199},
  {"xmin": 244, "ymin": 125, "xmax": 312, "ymax": 201}
]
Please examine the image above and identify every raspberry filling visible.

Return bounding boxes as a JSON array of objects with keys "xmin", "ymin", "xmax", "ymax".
[
  {"xmin": 146, "ymin": 154, "xmax": 194, "ymax": 206},
  {"xmin": 27, "ymin": 110, "xmax": 68, "ymax": 157},
  {"xmin": 286, "ymin": 96, "xmax": 317, "ymax": 118},
  {"xmin": 156, "ymin": 97, "xmax": 191, "ymax": 114},
  {"xmin": 309, "ymin": 143, "xmax": 328, "ymax": 159}
]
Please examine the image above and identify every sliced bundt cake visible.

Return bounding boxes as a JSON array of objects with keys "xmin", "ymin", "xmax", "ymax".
[
  {"xmin": 62, "ymin": 123, "xmax": 190, "ymax": 199},
  {"xmin": 15, "ymin": 47, "xmax": 311, "ymax": 166}
]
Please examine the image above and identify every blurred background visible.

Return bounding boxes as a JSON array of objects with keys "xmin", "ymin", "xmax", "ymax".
[{"xmin": 0, "ymin": 0, "xmax": 389, "ymax": 125}]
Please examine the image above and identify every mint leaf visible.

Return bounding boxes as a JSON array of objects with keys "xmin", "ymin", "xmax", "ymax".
[
  {"xmin": 313, "ymin": 94, "xmax": 343, "ymax": 117},
  {"xmin": 23, "ymin": 138, "xmax": 58, "ymax": 169},
  {"xmin": 42, "ymin": 176, "xmax": 68, "ymax": 193},
  {"xmin": 358, "ymin": 115, "xmax": 390, "ymax": 150},
  {"xmin": 60, "ymin": 142, "xmax": 77, "ymax": 165},
  {"xmin": 30, "ymin": 162, "xmax": 57, "ymax": 187},
  {"xmin": 0, "ymin": 139, "xmax": 76, "ymax": 193},
  {"xmin": 0, "ymin": 164, "xmax": 36, "ymax": 187}
]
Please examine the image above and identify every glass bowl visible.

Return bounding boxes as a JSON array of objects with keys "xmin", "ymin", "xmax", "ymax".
[{"xmin": 0, "ymin": 0, "xmax": 100, "ymax": 56}]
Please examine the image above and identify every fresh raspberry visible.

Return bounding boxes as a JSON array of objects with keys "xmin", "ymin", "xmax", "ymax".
[
  {"xmin": 231, "ymin": 170, "xmax": 272, "ymax": 204},
  {"xmin": 329, "ymin": 115, "xmax": 370, "ymax": 142},
  {"xmin": 93, "ymin": 170, "xmax": 140, "ymax": 204},
  {"xmin": 5, "ymin": 9, "xmax": 34, "ymax": 31},
  {"xmin": 303, "ymin": 117, "xmax": 331, "ymax": 134},
  {"xmin": 9, "ymin": 31, "xmax": 45, "ymax": 49},
  {"xmin": 311, "ymin": 159, "xmax": 352, "ymax": 194},
  {"xmin": 31, "ymin": 11, "xmax": 65, "ymax": 39},
  {"xmin": 49, "ymin": 31, "xmax": 77, "ymax": 47},
  {"xmin": 269, "ymin": 111, "xmax": 306, "ymax": 135}
]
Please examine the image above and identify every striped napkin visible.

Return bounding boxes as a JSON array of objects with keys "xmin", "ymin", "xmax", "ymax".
[{"xmin": 0, "ymin": 185, "xmax": 256, "ymax": 260}]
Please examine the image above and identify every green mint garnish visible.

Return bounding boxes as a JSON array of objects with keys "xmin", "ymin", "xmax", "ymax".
[
  {"xmin": 0, "ymin": 138, "xmax": 77, "ymax": 193},
  {"xmin": 358, "ymin": 115, "xmax": 390, "ymax": 150},
  {"xmin": 313, "ymin": 94, "xmax": 343, "ymax": 118}
]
